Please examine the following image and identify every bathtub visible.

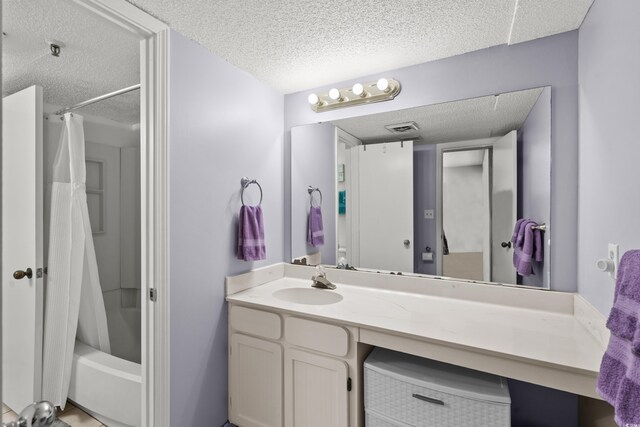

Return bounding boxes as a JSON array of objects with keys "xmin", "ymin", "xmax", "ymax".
[{"xmin": 68, "ymin": 307, "xmax": 142, "ymax": 427}]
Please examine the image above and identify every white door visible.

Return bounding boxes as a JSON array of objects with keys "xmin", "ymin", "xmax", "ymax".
[
  {"xmin": 357, "ymin": 141, "xmax": 413, "ymax": 272},
  {"xmin": 284, "ymin": 348, "xmax": 348, "ymax": 427},
  {"xmin": 491, "ymin": 131, "xmax": 518, "ymax": 284},
  {"xmin": 229, "ymin": 334, "xmax": 283, "ymax": 427},
  {"xmin": 2, "ymin": 86, "xmax": 44, "ymax": 411}
]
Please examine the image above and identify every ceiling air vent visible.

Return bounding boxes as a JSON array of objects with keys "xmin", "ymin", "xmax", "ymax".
[{"xmin": 385, "ymin": 121, "xmax": 419, "ymax": 134}]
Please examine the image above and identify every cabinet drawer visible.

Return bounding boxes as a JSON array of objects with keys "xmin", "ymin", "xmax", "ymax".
[
  {"xmin": 284, "ymin": 317, "xmax": 349, "ymax": 357},
  {"xmin": 364, "ymin": 348, "xmax": 510, "ymax": 426},
  {"xmin": 364, "ymin": 367, "xmax": 510, "ymax": 426},
  {"xmin": 230, "ymin": 305, "xmax": 281, "ymax": 340}
]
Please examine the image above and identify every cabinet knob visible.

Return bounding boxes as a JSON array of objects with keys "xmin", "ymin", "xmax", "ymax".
[{"xmin": 501, "ymin": 241, "xmax": 512, "ymax": 249}]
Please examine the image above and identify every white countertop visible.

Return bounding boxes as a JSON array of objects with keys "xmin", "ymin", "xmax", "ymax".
[{"xmin": 226, "ymin": 263, "xmax": 607, "ymax": 397}]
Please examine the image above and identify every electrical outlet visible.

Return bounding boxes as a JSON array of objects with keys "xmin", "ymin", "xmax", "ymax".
[{"xmin": 424, "ymin": 209, "xmax": 434, "ymax": 219}]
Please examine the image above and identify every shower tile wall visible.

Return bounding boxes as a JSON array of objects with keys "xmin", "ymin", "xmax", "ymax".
[{"xmin": 44, "ymin": 113, "xmax": 141, "ymax": 311}]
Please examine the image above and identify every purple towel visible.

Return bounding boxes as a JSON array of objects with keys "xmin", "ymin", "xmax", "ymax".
[
  {"xmin": 513, "ymin": 222, "xmax": 536, "ymax": 276},
  {"xmin": 597, "ymin": 250, "xmax": 640, "ymax": 424},
  {"xmin": 236, "ymin": 205, "xmax": 266, "ymax": 261},
  {"xmin": 511, "ymin": 218, "xmax": 527, "ymax": 244},
  {"xmin": 534, "ymin": 228, "xmax": 543, "ymax": 262},
  {"xmin": 307, "ymin": 206, "xmax": 324, "ymax": 247},
  {"xmin": 515, "ymin": 219, "xmax": 535, "ymax": 249},
  {"xmin": 512, "ymin": 219, "xmax": 544, "ymax": 276},
  {"xmin": 610, "ymin": 251, "xmax": 640, "ymax": 356}
]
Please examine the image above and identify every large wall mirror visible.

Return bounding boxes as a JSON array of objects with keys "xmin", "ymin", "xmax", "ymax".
[{"xmin": 291, "ymin": 86, "xmax": 551, "ymax": 289}]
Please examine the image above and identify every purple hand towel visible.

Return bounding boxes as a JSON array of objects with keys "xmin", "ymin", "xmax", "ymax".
[
  {"xmin": 597, "ymin": 250, "xmax": 640, "ymax": 425},
  {"xmin": 513, "ymin": 222, "xmax": 535, "ymax": 276},
  {"xmin": 236, "ymin": 205, "xmax": 266, "ymax": 261},
  {"xmin": 597, "ymin": 336, "xmax": 640, "ymax": 425},
  {"xmin": 534, "ymin": 228, "xmax": 543, "ymax": 262},
  {"xmin": 607, "ymin": 251, "xmax": 640, "ymax": 344},
  {"xmin": 307, "ymin": 206, "xmax": 324, "ymax": 247},
  {"xmin": 511, "ymin": 218, "xmax": 527, "ymax": 244},
  {"xmin": 515, "ymin": 219, "xmax": 535, "ymax": 249}
]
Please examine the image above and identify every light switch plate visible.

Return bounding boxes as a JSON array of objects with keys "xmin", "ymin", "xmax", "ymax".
[{"xmin": 424, "ymin": 209, "xmax": 434, "ymax": 219}]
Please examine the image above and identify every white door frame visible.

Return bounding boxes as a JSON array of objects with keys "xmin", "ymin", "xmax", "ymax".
[
  {"xmin": 436, "ymin": 137, "xmax": 498, "ymax": 278},
  {"xmin": 335, "ymin": 128, "xmax": 361, "ymax": 266},
  {"xmin": 70, "ymin": 1, "xmax": 170, "ymax": 426}
]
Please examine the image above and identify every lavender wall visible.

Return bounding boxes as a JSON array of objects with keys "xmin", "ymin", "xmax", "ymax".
[
  {"xmin": 169, "ymin": 30, "xmax": 284, "ymax": 425},
  {"xmin": 413, "ymin": 145, "xmax": 437, "ymax": 275},
  {"xmin": 290, "ymin": 123, "xmax": 336, "ymax": 265},
  {"xmin": 519, "ymin": 87, "xmax": 551, "ymax": 287},
  {"xmin": 578, "ymin": 0, "xmax": 640, "ymax": 314},
  {"xmin": 284, "ymin": 31, "xmax": 579, "ymax": 292}
]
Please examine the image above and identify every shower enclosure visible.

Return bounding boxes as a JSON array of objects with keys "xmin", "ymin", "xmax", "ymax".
[{"xmin": 2, "ymin": 85, "xmax": 142, "ymax": 427}]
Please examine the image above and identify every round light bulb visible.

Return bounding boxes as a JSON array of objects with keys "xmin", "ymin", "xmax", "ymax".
[
  {"xmin": 308, "ymin": 93, "xmax": 320, "ymax": 105},
  {"xmin": 329, "ymin": 88, "xmax": 342, "ymax": 101},
  {"xmin": 352, "ymin": 83, "xmax": 366, "ymax": 97},
  {"xmin": 376, "ymin": 78, "xmax": 390, "ymax": 92}
]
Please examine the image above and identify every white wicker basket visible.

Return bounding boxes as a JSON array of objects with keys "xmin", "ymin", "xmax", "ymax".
[{"xmin": 364, "ymin": 348, "xmax": 511, "ymax": 427}]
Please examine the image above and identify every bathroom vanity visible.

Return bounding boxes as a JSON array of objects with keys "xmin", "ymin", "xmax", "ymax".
[{"xmin": 226, "ymin": 263, "xmax": 607, "ymax": 427}]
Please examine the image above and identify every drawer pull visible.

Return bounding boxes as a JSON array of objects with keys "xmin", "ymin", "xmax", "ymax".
[{"xmin": 412, "ymin": 393, "xmax": 445, "ymax": 406}]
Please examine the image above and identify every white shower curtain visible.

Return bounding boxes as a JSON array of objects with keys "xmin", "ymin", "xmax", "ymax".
[{"xmin": 42, "ymin": 113, "xmax": 111, "ymax": 408}]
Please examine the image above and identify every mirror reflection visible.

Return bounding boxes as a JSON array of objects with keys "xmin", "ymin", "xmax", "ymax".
[{"xmin": 291, "ymin": 86, "xmax": 551, "ymax": 288}]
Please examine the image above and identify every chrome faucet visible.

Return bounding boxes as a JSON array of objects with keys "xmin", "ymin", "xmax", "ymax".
[{"xmin": 311, "ymin": 266, "xmax": 336, "ymax": 290}]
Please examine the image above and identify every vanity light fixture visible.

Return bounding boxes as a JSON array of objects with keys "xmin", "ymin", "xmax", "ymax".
[
  {"xmin": 308, "ymin": 77, "xmax": 401, "ymax": 113},
  {"xmin": 328, "ymin": 88, "xmax": 343, "ymax": 101},
  {"xmin": 352, "ymin": 83, "xmax": 367, "ymax": 98},
  {"xmin": 376, "ymin": 78, "xmax": 390, "ymax": 92},
  {"xmin": 308, "ymin": 93, "xmax": 321, "ymax": 106}
]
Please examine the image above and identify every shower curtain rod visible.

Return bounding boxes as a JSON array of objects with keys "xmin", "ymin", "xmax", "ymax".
[{"xmin": 54, "ymin": 83, "xmax": 141, "ymax": 115}]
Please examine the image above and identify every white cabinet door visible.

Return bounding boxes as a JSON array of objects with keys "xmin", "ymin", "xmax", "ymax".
[
  {"xmin": 2, "ymin": 86, "xmax": 44, "ymax": 411},
  {"xmin": 284, "ymin": 348, "xmax": 348, "ymax": 427},
  {"xmin": 229, "ymin": 334, "xmax": 283, "ymax": 427}
]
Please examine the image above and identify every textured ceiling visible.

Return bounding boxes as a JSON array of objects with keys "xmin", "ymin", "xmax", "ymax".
[
  {"xmin": 2, "ymin": 0, "xmax": 140, "ymax": 125},
  {"xmin": 2, "ymin": 0, "xmax": 591, "ymax": 123},
  {"xmin": 126, "ymin": 0, "xmax": 593, "ymax": 93},
  {"xmin": 332, "ymin": 87, "xmax": 544, "ymax": 145}
]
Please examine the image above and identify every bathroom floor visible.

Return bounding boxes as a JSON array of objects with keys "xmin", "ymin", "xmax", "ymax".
[{"xmin": 3, "ymin": 401, "xmax": 106, "ymax": 426}]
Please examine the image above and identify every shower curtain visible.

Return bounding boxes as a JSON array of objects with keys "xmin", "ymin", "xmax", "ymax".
[{"xmin": 42, "ymin": 113, "xmax": 111, "ymax": 408}]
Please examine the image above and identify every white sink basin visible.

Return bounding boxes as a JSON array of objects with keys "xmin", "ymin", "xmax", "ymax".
[{"xmin": 272, "ymin": 287, "xmax": 343, "ymax": 305}]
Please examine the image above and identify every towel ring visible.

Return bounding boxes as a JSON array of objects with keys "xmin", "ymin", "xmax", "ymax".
[
  {"xmin": 308, "ymin": 186, "xmax": 322, "ymax": 208},
  {"xmin": 241, "ymin": 177, "xmax": 263, "ymax": 206}
]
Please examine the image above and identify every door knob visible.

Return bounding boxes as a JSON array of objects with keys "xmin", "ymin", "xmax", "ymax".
[
  {"xmin": 403, "ymin": 239, "xmax": 411, "ymax": 247},
  {"xmin": 501, "ymin": 241, "xmax": 512, "ymax": 249},
  {"xmin": 13, "ymin": 268, "xmax": 33, "ymax": 280}
]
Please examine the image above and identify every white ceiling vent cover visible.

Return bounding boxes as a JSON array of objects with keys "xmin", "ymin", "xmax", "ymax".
[{"xmin": 385, "ymin": 121, "xmax": 419, "ymax": 134}]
